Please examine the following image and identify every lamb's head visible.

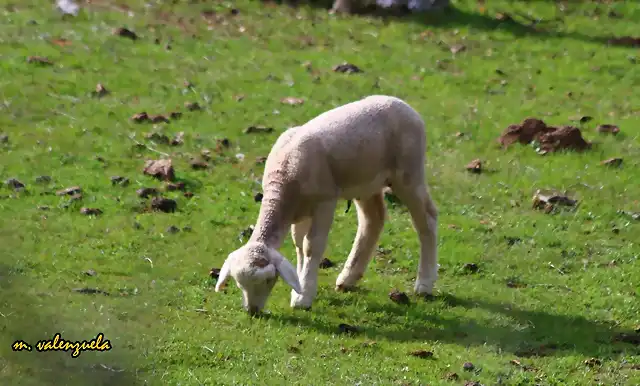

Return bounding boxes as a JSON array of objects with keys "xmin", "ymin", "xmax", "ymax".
[{"xmin": 215, "ymin": 241, "xmax": 301, "ymax": 315}]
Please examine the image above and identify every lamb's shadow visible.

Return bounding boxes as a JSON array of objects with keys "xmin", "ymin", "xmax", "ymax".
[
  {"xmin": 272, "ymin": 293, "xmax": 638, "ymax": 358},
  {"xmin": 271, "ymin": 0, "xmax": 626, "ymax": 47}
]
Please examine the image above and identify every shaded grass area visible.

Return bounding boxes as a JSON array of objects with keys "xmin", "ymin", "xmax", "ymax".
[{"xmin": 0, "ymin": 0, "xmax": 639, "ymax": 384}]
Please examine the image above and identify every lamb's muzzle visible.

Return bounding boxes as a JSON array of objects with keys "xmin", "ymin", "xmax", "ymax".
[{"xmin": 216, "ymin": 95, "xmax": 438, "ymax": 314}]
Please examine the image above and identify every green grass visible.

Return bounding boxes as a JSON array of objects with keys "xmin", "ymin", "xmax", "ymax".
[{"xmin": 1, "ymin": 0, "xmax": 639, "ymax": 385}]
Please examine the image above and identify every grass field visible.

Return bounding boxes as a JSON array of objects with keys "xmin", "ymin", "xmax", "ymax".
[{"xmin": 1, "ymin": 0, "xmax": 639, "ymax": 385}]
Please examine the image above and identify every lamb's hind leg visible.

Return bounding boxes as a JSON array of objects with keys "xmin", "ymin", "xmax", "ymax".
[
  {"xmin": 391, "ymin": 180, "xmax": 439, "ymax": 295},
  {"xmin": 291, "ymin": 200, "xmax": 338, "ymax": 310},
  {"xmin": 335, "ymin": 192, "xmax": 386, "ymax": 291},
  {"xmin": 291, "ymin": 218, "xmax": 312, "ymax": 276}
]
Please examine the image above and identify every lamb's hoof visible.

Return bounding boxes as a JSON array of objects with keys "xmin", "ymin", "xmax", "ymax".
[
  {"xmin": 290, "ymin": 293, "xmax": 313, "ymax": 310},
  {"xmin": 414, "ymin": 281, "xmax": 434, "ymax": 296},
  {"xmin": 335, "ymin": 284, "xmax": 356, "ymax": 292}
]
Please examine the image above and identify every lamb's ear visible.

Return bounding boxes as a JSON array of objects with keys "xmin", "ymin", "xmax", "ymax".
[
  {"xmin": 215, "ymin": 255, "xmax": 234, "ymax": 293},
  {"xmin": 274, "ymin": 255, "xmax": 302, "ymax": 294}
]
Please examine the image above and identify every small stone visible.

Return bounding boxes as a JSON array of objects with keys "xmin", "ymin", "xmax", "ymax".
[
  {"xmin": 185, "ymin": 102, "xmax": 201, "ymax": 111},
  {"xmin": 84, "ymin": 269, "xmax": 97, "ymax": 276},
  {"xmin": 56, "ymin": 186, "xmax": 82, "ymax": 196},
  {"xmin": 110, "ymin": 176, "xmax": 129, "ymax": 186},
  {"xmin": 462, "ymin": 263, "xmax": 479, "ymax": 273},
  {"xmin": 239, "ymin": 225, "xmax": 254, "ymax": 241},
  {"xmin": 165, "ymin": 182, "xmax": 185, "ymax": 191},
  {"xmin": 596, "ymin": 124, "xmax": 619, "ymax": 135},
  {"xmin": 463, "ymin": 362, "xmax": 475, "ymax": 371},
  {"xmin": 466, "ymin": 159, "xmax": 482, "ymax": 174},
  {"xmin": 244, "ymin": 126, "xmax": 274, "ymax": 134},
  {"xmin": 5, "ymin": 178, "xmax": 25, "ymax": 190},
  {"xmin": 584, "ymin": 358, "xmax": 602, "ymax": 367},
  {"xmin": 80, "ymin": 207, "xmax": 103, "ymax": 216},
  {"xmin": 131, "ymin": 112, "xmax": 149, "ymax": 123},
  {"xmin": 190, "ymin": 159, "xmax": 208, "ymax": 170},
  {"xmin": 255, "ymin": 156, "xmax": 267, "ymax": 165},
  {"xmin": 136, "ymin": 187, "xmax": 158, "ymax": 198},
  {"xmin": 94, "ymin": 83, "xmax": 109, "ymax": 98},
  {"xmin": 143, "ymin": 159, "xmax": 175, "ymax": 181},
  {"xmin": 338, "ymin": 323, "xmax": 359, "ymax": 334},
  {"xmin": 209, "ymin": 267, "xmax": 221, "ymax": 279},
  {"xmin": 170, "ymin": 131, "xmax": 184, "ymax": 146},
  {"xmin": 601, "ymin": 158, "xmax": 623, "ymax": 167},
  {"xmin": 35, "ymin": 175, "xmax": 52, "ymax": 184},
  {"xmin": 166, "ymin": 225, "xmax": 180, "ymax": 234},
  {"xmin": 0, "ymin": 133, "xmax": 8, "ymax": 143},
  {"xmin": 333, "ymin": 62, "xmax": 363, "ymax": 74},
  {"xmin": 113, "ymin": 27, "xmax": 137, "ymax": 40},
  {"xmin": 444, "ymin": 372, "xmax": 459, "ymax": 381},
  {"xmin": 149, "ymin": 115, "xmax": 169, "ymax": 124}
]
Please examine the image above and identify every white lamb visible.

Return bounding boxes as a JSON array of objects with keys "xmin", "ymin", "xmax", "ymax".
[{"xmin": 215, "ymin": 95, "xmax": 438, "ymax": 315}]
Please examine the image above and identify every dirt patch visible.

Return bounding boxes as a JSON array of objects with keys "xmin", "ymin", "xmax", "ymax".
[
  {"xmin": 73, "ymin": 287, "xmax": 109, "ymax": 296},
  {"xmin": 409, "ymin": 349, "xmax": 433, "ymax": 358},
  {"xmin": 244, "ymin": 126, "xmax": 273, "ymax": 134},
  {"xmin": 27, "ymin": 56, "xmax": 53, "ymax": 66},
  {"xmin": 498, "ymin": 118, "xmax": 591, "ymax": 154},
  {"xmin": 537, "ymin": 125, "xmax": 591, "ymax": 154},
  {"xmin": 150, "ymin": 197, "xmax": 177, "ymax": 213},
  {"xmin": 607, "ymin": 36, "xmax": 640, "ymax": 47},
  {"xmin": 613, "ymin": 332, "xmax": 640, "ymax": 345},
  {"xmin": 143, "ymin": 159, "xmax": 175, "ymax": 181},
  {"xmin": 515, "ymin": 343, "xmax": 558, "ymax": 357}
]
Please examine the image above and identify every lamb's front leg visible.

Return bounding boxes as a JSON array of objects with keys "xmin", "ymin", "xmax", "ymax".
[{"xmin": 291, "ymin": 200, "xmax": 337, "ymax": 310}]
